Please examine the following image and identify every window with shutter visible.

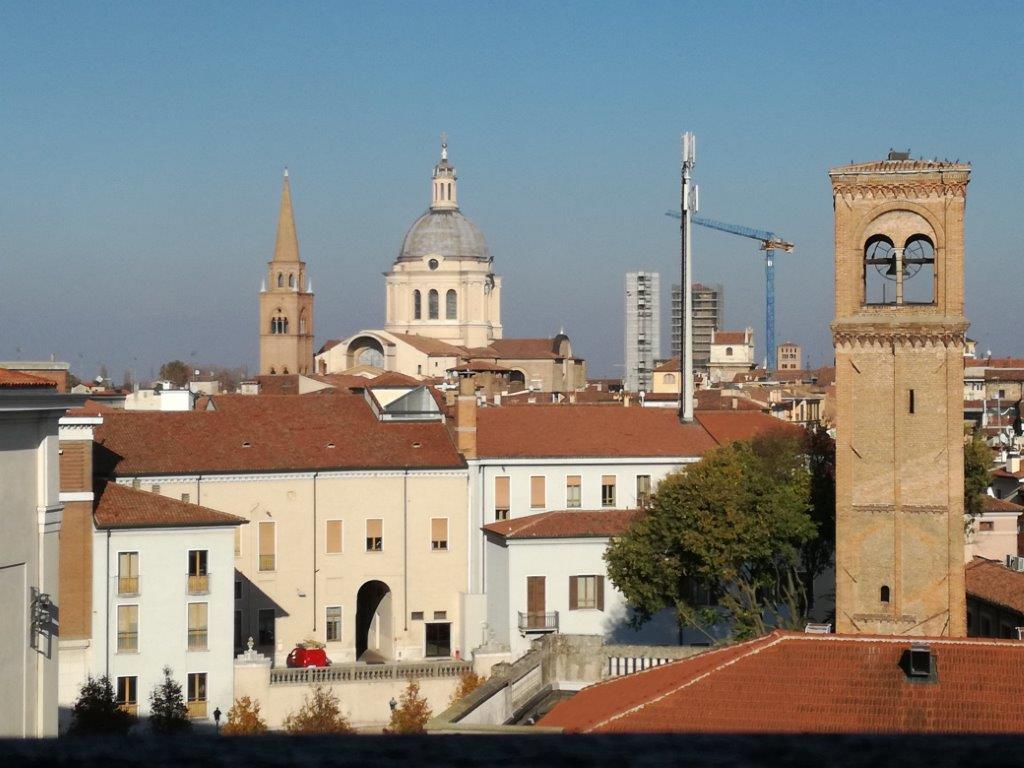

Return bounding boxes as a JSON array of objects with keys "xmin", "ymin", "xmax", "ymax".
[
  {"xmin": 566, "ymin": 475, "xmax": 581, "ymax": 508},
  {"xmin": 569, "ymin": 575, "xmax": 603, "ymax": 610},
  {"xmin": 366, "ymin": 518, "xmax": 383, "ymax": 551},
  {"xmin": 258, "ymin": 521, "xmax": 276, "ymax": 571},
  {"xmin": 187, "ymin": 603, "xmax": 208, "ymax": 651},
  {"xmin": 325, "ymin": 606, "xmax": 342, "ymax": 642},
  {"xmin": 495, "ymin": 476, "xmax": 510, "ymax": 520},
  {"xmin": 117, "ymin": 605, "xmax": 138, "ymax": 651},
  {"xmin": 601, "ymin": 475, "xmax": 616, "ymax": 507},
  {"xmin": 431, "ymin": 518, "xmax": 448, "ymax": 550},
  {"xmin": 326, "ymin": 520, "xmax": 343, "ymax": 554},
  {"xmin": 530, "ymin": 476, "xmax": 546, "ymax": 508}
]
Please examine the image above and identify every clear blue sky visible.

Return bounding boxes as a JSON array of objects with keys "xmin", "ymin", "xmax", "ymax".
[{"xmin": 2, "ymin": 1, "xmax": 1021, "ymax": 380}]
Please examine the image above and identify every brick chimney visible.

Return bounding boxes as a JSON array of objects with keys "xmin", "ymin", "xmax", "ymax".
[{"xmin": 456, "ymin": 378, "xmax": 477, "ymax": 460}]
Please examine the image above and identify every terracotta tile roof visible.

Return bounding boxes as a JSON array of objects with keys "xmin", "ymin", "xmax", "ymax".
[
  {"xmin": 475, "ymin": 405, "xmax": 718, "ymax": 458},
  {"xmin": 985, "ymin": 358, "xmax": 1024, "ymax": 369},
  {"xmin": 93, "ymin": 481, "xmax": 246, "ymax": 529},
  {"xmin": 693, "ymin": 390, "xmax": 767, "ymax": 412},
  {"xmin": 983, "ymin": 495, "xmax": 1023, "ymax": 512},
  {"xmin": 0, "ymin": 368, "xmax": 57, "ymax": 388},
  {"xmin": 985, "ymin": 370, "xmax": 1024, "ymax": 382},
  {"xmin": 541, "ymin": 630, "xmax": 1024, "ymax": 733},
  {"xmin": 482, "ymin": 509, "xmax": 641, "ymax": 540},
  {"xmin": 966, "ymin": 557, "xmax": 1024, "ymax": 615},
  {"xmin": 994, "ymin": 467, "xmax": 1024, "ymax": 480},
  {"xmin": 712, "ymin": 330, "xmax": 748, "ymax": 345},
  {"xmin": 448, "ymin": 361, "xmax": 514, "ymax": 373},
  {"xmin": 695, "ymin": 411, "xmax": 804, "ymax": 445},
  {"xmin": 392, "ymin": 333, "xmax": 466, "ymax": 357},
  {"xmin": 95, "ymin": 394, "xmax": 465, "ymax": 476},
  {"xmin": 488, "ymin": 338, "xmax": 565, "ymax": 360},
  {"xmin": 831, "ymin": 158, "xmax": 970, "ymax": 174},
  {"xmin": 317, "ymin": 339, "xmax": 343, "ymax": 354},
  {"xmin": 654, "ymin": 358, "xmax": 680, "ymax": 373},
  {"xmin": 254, "ymin": 375, "xmax": 300, "ymax": 395}
]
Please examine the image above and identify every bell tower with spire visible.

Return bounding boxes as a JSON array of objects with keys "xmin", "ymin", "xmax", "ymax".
[{"xmin": 259, "ymin": 169, "xmax": 314, "ymax": 375}]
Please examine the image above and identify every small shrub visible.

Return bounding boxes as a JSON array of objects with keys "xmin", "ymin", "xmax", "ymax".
[
  {"xmin": 222, "ymin": 696, "xmax": 268, "ymax": 735},
  {"xmin": 284, "ymin": 685, "xmax": 353, "ymax": 734},
  {"xmin": 149, "ymin": 666, "xmax": 191, "ymax": 734},
  {"xmin": 386, "ymin": 679, "xmax": 432, "ymax": 734},
  {"xmin": 69, "ymin": 675, "xmax": 133, "ymax": 736},
  {"xmin": 449, "ymin": 670, "xmax": 487, "ymax": 705}
]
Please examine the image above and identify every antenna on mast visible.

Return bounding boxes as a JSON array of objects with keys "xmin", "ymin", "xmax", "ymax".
[{"xmin": 679, "ymin": 132, "xmax": 697, "ymax": 424}]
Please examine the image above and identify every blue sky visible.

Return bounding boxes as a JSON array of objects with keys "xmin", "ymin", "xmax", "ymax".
[{"xmin": 1, "ymin": 1, "xmax": 1022, "ymax": 379}]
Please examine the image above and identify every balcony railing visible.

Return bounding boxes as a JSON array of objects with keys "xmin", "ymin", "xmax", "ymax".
[
  {"xmin": 258, "ymin": 554, "xmax": 275, "ymax": 572},
  {"xmin": 518, "ymin": 611, "xmax": 559, "ymax": 633},
  {"xmin": 270, "ymin": 659, "xmax": 472, "ymax": 686},
  {"xmin": 187, "ymin": 573, "xmax": 209, "ymax": 594},
  {"xmin": 117, "ymin": 631, "xmax": 138, "ymax": 652},
  {"xmin": 117, "ymin": 576, "xmax": 139, "ymax": 596},
  {"xmin": 118, "ymin": 703, "xmax": 138, "ymax": 717},
  {"xmin": 187, "ymin": 700, "xmax": 208, "ymax": 719},
  {"xmin": 188, "ymin": 629, "xmax": 208, "ymax": 651}
]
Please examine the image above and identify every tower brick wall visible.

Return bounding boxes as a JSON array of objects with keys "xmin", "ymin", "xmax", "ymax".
[{"xmin": 830, "ymin": 158, "xmax": 970, "ymax": 637}]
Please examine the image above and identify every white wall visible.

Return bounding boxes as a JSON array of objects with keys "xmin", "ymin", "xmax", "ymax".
[{"xmin": 89, "ymin": 525, "xmax": 236, "ymax": 724}]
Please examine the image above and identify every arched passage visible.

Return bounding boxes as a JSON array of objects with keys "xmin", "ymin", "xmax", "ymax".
[{"xmin": 355, "ymin": 580, "xmax": 392, "ymax": 662}]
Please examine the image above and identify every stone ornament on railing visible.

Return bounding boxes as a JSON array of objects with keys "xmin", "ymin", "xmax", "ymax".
[{"xmin": 236, "ymin": 636, "xmax": 271, "ymax": 665}]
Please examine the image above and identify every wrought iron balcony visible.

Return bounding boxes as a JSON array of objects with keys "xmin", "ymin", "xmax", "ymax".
[
  {"xmin": 518, "ymin": 611, "xmax": 559, "ymax": 633},
  {"xmin": 117, "ymin": 576, "xmax": 139, "ymax": 596},
  {"xmin": 187, "ymin": 573, "xmax": 209, "ymax": 594}
]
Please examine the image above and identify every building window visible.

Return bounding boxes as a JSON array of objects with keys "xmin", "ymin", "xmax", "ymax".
[
  {"xmin": 446, "ymin": 289, "xmax": 457, "ymax": 320},
  {"xmin": 234, "ymin": 610, "xmax": 243, "ymax": 649},
  {"xmin": 188, "ymin": 603, "xmax": 208, "ymax": 651},
  {"xmin": 326, "ymin": 520, "xmax": 343, "ymax": 554},
  {"xmin": 118, "ymin": 552, "xmax": 139, "ymax": 596},
  {"xmin": 258, "ymin": 608, "xmax": 275, "ymax": 646},
  {"xmin": 326, "ymin": 606, "xmax": 342, "ymax": 642},
  {"xmin": 187, "ymin": 550, "xmax": 209, "ymax": 594},
  {"xmin": 431, "ymin": 518, "xmax": 448, "ymax": 551},
  {"xmin": 636, "ymin": 475, "xmax": 652, "ymax": 507},
  {"xmin": 116, "ymin": 676, "xmax": 138, "ymax": 717},
  {"xmin": 117, "ymin": 604, "xmax": 139, "ymax": 652},
  {"xmin": 664, "ymin": 373, "xmax": 675, "ymax": 384},
  {"xmin": 566, "ymin": 475, "xmax": 581, "ymax": 508},
  {"xmin": 428, "ymin": 289, "xmax": 439, "ymax": 319},
  {"xmin": 288, "ymin": 273, "xmax": 295, "ymax": 288},
  {"xmin": 258, "ymin": 521, "xmax": 276, "ymax": 571},
  {"xmin": 186, "ymin": 673, "xmax": 207, "ymax": 719},
  {"xmin": 277, "ymin": 273, "xmax": 283, "ymax": 287},
  {"xmin": 495, "ymin": 476, "xmax": 510, "ymax": 520},
  {"xmin": 181, "ymin": 493, "xmax": 190, "ymax": 503},
  {"xmin": 530, "ymin": 476, "xmax": 546, "ymax": 509},
  {"xmin": 725, "ymin": 347, "xmax": 733, "ymax": 356},
  {"xmin": 425, "ymin": 623, "xmax": 451, "ymax": 658},
  {"xmin": 299, "ymin": 312, "xmax": 307, "ymax": 334},
  {"xmin": 601, "ymin": 475, "xmax": 617, "ymax": 507},
  {"xmin": 413, "ymin": 290, "xmax": 422, "ymax": 320},
  {"xmin": 366, "ymin": 519, "xmax": 383, "ymax": 551},
  {"xmin": 569, "ymin": 575, "xmax": 605, "ymax": 611},
  {"xmin": 880, "ymin": 585, "xmax": 891, "ymax": 604},
  {"xmin": 908, "ymin": 389, "xmax": 915, "ymax": 414},
  {"xmin": 979, "ymin": 521, "xmax": 994, "ymax": 532},
  {"xmin": 234, "ymin": 580, "xmax": 242, "ymax": 600}
]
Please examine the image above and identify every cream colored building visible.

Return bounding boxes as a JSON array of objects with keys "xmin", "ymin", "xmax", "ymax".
[
  {"xmin": 93, "ymin": 392, "xmax": 469, "ymax": 666},
  {"xmin": 384, "ymin": 138, "xmax": 502, "ymax": 348},
  {"xmin": 708, "ymin": 328, "xmax": 755, "ymax": 384}
]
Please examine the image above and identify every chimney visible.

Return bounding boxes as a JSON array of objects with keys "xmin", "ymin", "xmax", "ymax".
[
  {"xmin": 456, "ymin": 378, "xmax": 477, "ymax": 460},
  {"xmin": 1009, "ymin": 456, "xmax": 1021, "ymax": 474},
  {"xmin": 623, "ymin": 393, "xmax": 631, "ymax": 408}
]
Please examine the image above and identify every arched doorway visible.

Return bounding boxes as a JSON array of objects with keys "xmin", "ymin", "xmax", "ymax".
[{"xmin": 355, "ymin": 580, "xmax": 393, "ymax": 662}]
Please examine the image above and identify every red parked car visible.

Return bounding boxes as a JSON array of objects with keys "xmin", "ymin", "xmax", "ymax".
[{"xmin": 287, "ymin": 645, "xmax": 331, "ymax": 668}]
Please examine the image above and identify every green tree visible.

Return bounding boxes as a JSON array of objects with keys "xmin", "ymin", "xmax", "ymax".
[
  {"xmin": 605, "ymin": 432, "xmax": 817, "ymax": 641},
  {"xmin": 801, "ymin": 426, "xmax": 836, "ymax": 583},
  {"xmin": 386, "ymin": 679, "xmax": 432, "ymax": 734},
  {"xmin": 283, "ymin": 685, "xmax": 353, "ymax": 734},
  {"xmin": 159, "ymin": 360, "xmax": 191, "ymax": 387},
  {"xmin": 222, "ymin": 696, "xmax": 268, "ymax": 735},
  {"xmin": 68, "ymin": 675, "xmax": 133, "ymax": 736},
  {"xmin": 964, "ymin": 430, "xmax": 993, "ymax": 530},
  {"xmin": 149, "ymin": 666, "xmax": 190, "ymax": 734}
]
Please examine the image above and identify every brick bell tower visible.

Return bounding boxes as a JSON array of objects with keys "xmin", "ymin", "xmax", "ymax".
[
  {"xmin": 259, "ymin": 169, "xmax": 314, "ymax": 375},
  {"xmin": 830, "ymin": 152, "xmax": 970, "ymax": 637}
]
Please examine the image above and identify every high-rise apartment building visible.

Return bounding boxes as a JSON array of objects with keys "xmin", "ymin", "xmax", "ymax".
[
  {"xmin": 624, "ymin": 271, "xmax": 660, "ymax": 392},
  {"xmin": 671, "ymin": 282, "xmax": 724, "ymax": 369}
]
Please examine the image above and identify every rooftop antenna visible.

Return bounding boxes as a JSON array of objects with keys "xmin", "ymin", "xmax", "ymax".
[{"xmin": 679, "ymin": 131, "xmax": 697, "ymax": 424}]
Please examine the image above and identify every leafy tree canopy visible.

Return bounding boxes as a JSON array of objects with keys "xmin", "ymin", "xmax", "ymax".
[
  {"xmin": 159, "ymin": 360, "xmax": 191, "ymax": 388},
  {"xmin": 149, "ymin": 666, "xmax": 190, "ymax": 734},
  {"xmin": 222, "ymin": 696, "xmax": 268, "ymax": 735},
  {"xmin": 284, "ymin": 686, "xmax": 353, "ymax": 734},
  {"xmin": 605, "ymin": 431, "xmax": 824, "ymax": 641},
  {"xmin": 964, "ymin": 429, "xmax": 994, "ymax": 527},
  {"xmin": 386, "ymin": 679, "xmax": 432, "ymax": 734}
]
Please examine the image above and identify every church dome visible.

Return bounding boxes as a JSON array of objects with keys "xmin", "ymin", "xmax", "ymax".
[{"xmin": 398, "ymin": 209, "xmax": 491, "ymax": 263}]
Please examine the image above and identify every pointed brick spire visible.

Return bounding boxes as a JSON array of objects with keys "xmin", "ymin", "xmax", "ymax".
[{"xmin": 273, "ymin": 168, "xmax": 300, "ymax": 263}]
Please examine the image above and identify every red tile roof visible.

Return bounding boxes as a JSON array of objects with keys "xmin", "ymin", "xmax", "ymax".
[
  {"xmin": 965, "ymin": 557, "xmax": 1024, "ymax": 615},
  {"xmin": 95, "ymin": 394, "xmax": 465, "ymax": 476},
  {"xmin": 475, "ymin": 405, "xmax": 719, "ymax": 459},
  {"xmin": 482, "ymin": 509, "xmax": 641, "ymax": 540},
  {"xmin": 0, "ymin": 368, "xmax": 57, "ymax": 388},
  {"xmin": 93, "ymin": 481, "xmax": 246, "ymax": 529},
  {"xmin": 653, "ymin": 358, "xmax": 680, "ymax": 373},
  {"xmin": 488, "ymin": 338, "xmax": 566, "ymax": 360},
  {"xmin": 392, "ymin": 333, "xmax": 466, "ymax": 357},
  {"xmin": 695, "ymin": 411, "xmax": 804, "ymax": 445},
  {"xmin": 985, "ymin": 370, "xmax": 1024, "ymax": 382},
  {"xmin": 985, "ymin": 358, "xmax": 1024, "ymax": 369},
  {"xmin": 540, "ymin": 630, "xmax": 1024, "ymax": 733},
  {"xmin": 712, "ymin": 330, "xmax": 748, "ymax": 345},
  {"xmin": 983, "ymin": 495, "xmax": 1023, "ymax": 512}
]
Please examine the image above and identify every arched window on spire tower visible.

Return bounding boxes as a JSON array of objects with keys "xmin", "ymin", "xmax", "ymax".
[
  {"xmin": 428, "ymin": 290, "xmax": 439, "ymax": 319},
  {"xmin": 413, "ymin": 290, "xmax": 422, "ymax": 319},
  {"xmin": 446, "ymin": 289, "xmax": 457, "ymax": 320}
]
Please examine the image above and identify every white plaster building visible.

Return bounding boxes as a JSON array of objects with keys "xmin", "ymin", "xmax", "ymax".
[
  {"xmin": 0, "ymin": 371, "xmax": 81, "ymax": 737},
  {"xmin": 708, "ymin": 327, "xmax": 756, "ymax": 384},
  {"xmin": 88, "ymin": 482, "xmax": 244, "ymax": 724}
]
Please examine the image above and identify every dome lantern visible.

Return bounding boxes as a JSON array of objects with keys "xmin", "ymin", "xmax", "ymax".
[{"xmin": 431, "ymin": 133, "xmax": 458, "ymax": 211}]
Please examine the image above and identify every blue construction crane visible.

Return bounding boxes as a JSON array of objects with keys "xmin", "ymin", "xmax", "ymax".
[{"xmin": 666, "ymin": 211, "xmax": 794, "ymax": 370}]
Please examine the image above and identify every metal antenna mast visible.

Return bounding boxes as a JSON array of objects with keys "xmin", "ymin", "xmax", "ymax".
[{"xmin": 679, "ymin": 132, "xmax": 697, "ymax": 423}]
